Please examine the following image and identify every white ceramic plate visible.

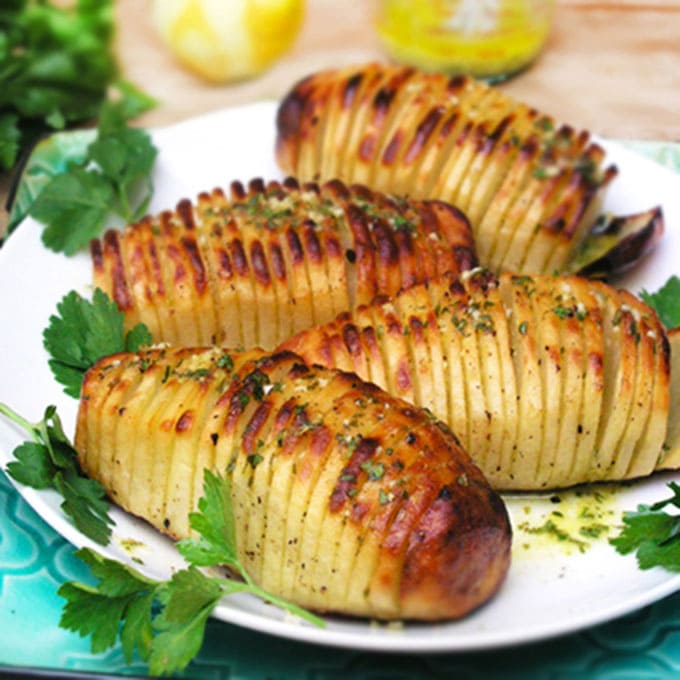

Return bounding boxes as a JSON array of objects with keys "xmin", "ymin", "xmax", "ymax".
[{"xmin": 1, "ymin": 101, "xmax": 679, "ymax": 653}]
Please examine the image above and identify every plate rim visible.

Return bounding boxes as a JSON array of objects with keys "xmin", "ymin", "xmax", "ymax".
[{"xmin": 1, "ymin": 100, "xmax": 680, "ymax": 654}]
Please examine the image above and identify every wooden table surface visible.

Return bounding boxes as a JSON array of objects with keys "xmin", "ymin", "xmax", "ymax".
[
  {"xmin": 118, "ymin": 0, "xmax": 680, "ymax": 141},
  {"xmin": 3, "ymin": 0, "xmax": 679, "ymax": 235}
]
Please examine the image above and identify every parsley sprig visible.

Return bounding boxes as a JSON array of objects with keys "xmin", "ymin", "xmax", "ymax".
[
  {"xmin": 0, "ymin": 0, "xmax": 117, "ymax": 174},
  {"xmin": 29, "ymin": 97, "xmax": 158, "ymax": 255},
  {"xmin": 0, "ymin": 402, "xmax": 113, "ymax": 545},
  {"xmin": 59, "ymin": 470, "xmax": 324, "ymax": 676},
  {"xmin": 640, "ymin": 275, "xmax": 680, "ymax": 329},
  {"xmin": 43, "ymin": 288, "xmax": 152, "ymax": 398},
  {"xmin": 610, "ymin": 482, "xmax": 680, "ymax": 572}
]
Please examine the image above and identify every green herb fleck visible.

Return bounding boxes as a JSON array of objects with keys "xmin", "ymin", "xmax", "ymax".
[
  {"xmin": 360, "ymin": 461, "xmax": 385, "ymax": 481},
  {"xmin": 247, "ymin": 454, "xmax": 264, "ymax": 469}
]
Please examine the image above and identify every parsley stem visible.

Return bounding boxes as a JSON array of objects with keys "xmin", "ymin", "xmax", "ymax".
[
  {"xmin": 116, "ymin": 183, "xmax": 133, "ymax": 223},
  {"xmin": 0, "ymin": 402, "xmax": 40, "ymax": 443},
  {"xmin": 216, "ymin": 579, "xmax": 325, "ymax": 627}
]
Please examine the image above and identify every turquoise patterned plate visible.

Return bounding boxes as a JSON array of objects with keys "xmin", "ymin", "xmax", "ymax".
[{"xmin": 1, "ymin": 102, "xmax": 680, "ymax": 676}]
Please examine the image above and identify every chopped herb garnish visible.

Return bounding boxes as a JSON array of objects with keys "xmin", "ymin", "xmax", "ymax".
[
  {"xmin": 217, "ymin": 354, "xmax": 234, "ymax": 371},
  {"xmin": 247, "ymin": 454, "xmax": 264, "ymax": 469},
  {"xmin": 360, "ymin": 461, "xmax": 385, "ymax": 481}
]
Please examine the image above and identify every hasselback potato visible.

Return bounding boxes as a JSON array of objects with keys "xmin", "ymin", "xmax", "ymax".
[
  {"xmin": 280, "ymin": 269, "xmax": 679, "ymax": 490},
  {"xmin": 74, "ymin": 345, "xmax": 511, "ymax": 621},
  {"xmin": 276, "ymin": 63, "xmax": 618, "ymax": 276},
  {"xmin": 91, "ymin": 176, "xmax": 476, "ymax": 349}
]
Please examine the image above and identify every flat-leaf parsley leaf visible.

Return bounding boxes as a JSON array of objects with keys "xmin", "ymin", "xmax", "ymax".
[
  {"xmin": 610, "ymin": 482, "xmax": 680, "ymax": 572},
  {"xmin": 58, "ymin": 470, "xmax": 324, "ymax": 676},
  {"xmin": 43, "ymin": 288, "xmax": 152, "ymax": 398},
  {"xmin": 29, "ymin": 98, "xmax": 158, "ymax": 255},
  {"xmin": 639, "ymin": 275, "xmax": 680, "ymax": 329},
  {"xmin": 0, "ymin": 403, "xmax": 113, "ymax": 545}
]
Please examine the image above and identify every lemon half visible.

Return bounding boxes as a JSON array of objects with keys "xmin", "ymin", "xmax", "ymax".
[{"xmin": 153, "ymin": 0, "xmax": 305, "ymax": 82}]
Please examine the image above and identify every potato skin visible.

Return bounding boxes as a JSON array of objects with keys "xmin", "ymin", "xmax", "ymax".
[
  {"xmin": 74, "ymin": 346, "xmax": 511, "ymax": 621},
  {"xmin": 276, "ymin": 63, "xmax": 618, "ymax": 275},
  {"xmin": 280, "ymin": 270, "xmax": 672, "ymax": 490},
  {"xmin": 90, "ymin": 176, "xmax": 476, "ymax": 349}
]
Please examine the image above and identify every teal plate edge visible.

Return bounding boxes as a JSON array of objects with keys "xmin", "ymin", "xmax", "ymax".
[{"xmin": 1, "ymin": 139, "xmax": 680, "ymax": 680}]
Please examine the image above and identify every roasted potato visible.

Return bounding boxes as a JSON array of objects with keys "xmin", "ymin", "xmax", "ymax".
[
  {"xmin": 276, "ymin": 63, "xmax": 619, "ymax": 276},
  {"xmin": 74, "ymin": 345, "xmax": 511, "ymax": 621},
  {"xmin": 91, "ymin": 176, "xmax": 476, "ymax": 349},
  {"xmin": 280, "ymin": 269, "xmax": 676, "ymax": 490}
]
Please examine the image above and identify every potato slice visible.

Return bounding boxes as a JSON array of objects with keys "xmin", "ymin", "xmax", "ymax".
[
  {"xmin": 604, "ymin": 291, "xmax": 655, "ymax": 480},
  {"xmin": 559, "ymin": 278, "xmax": 604, "ymax": 486},
  {"xmin": 391, "ymin": 283, "xmax": 437, "ymax": 414},
  {"xmin": 587, "ymin": 285, "xmax": 639, "ymax": 479},
  {"xmin": 381, "ymin": 79, "xmax": 450, "ymax": 196},
  {"xmin": 318, "ymin": 67, "xmax": 365, "ymax": 181},
  {"xmin": 659, "ymin": 328, "xmax": 680, "ymax": 469},
  {"xmin": 480, "ymin": 142, "xmax": 542, "ymax": 269},
  {"xmin": 459, "ymin": 270, "xmax": 507, "ymax": 480},
  {"xmin": 367, "ymin": 71, "xmax": 437, "ymax": 194},
  {"xmin": 546, "ymin": 280, "xmax": 587, "ymax": 488},
  {"xmin": 624, "ymin": 309, "xmax": 669, "ymax": 479}
]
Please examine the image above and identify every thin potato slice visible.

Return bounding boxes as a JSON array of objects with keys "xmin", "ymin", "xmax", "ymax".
[
  {"xmin": 659, "ymin": 328, "xmax": 680, "ymax": 469},
  {"xmin": 318, "ymin": 67, "xmax": 365, "ymax": 180},
  {"xmin": 547, "ymin": 281, "xmax": 586, "ymax": 489},
  {"xmin": 587, "ymin": 286, "xmax": 639, "ymax": 479},
  {"xmin": 460, "ymin": 270, "xmax": 507, "ymax": 480},
  {"xmin": 624, "ymin": 311, "xmax": 669, "ymax": 479},
  {"xmin": 561, "ymin": 279, "xmax": 604, "ymax": 486}
]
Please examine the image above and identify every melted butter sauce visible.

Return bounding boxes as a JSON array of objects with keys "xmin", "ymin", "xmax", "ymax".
[
  {"xmin": 117, "ymin": 536, "xmax": 148, "ymax": 565},
  {"xmin": 503, "ymin": 483, "xmax": 628, "ymax": 560}
]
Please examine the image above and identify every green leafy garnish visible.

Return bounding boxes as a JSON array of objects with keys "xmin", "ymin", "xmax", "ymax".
[
  {"xmin": 43, "ymin": 288, "xmax": 152, "ymax": 398},
  {"xmin": 610, "ymin": 482, "xmax": 680, "ymax": 572},
  {"xmin": 0, "ymin": 402, "xmax": 113, "ymax": 545},
  {"xmin": 29, "ymin": 98, "xmax": 158, "ymax": 255},
  {"xmin": 59, "ymin": 470, "xmax": 324, "ymax": 676},
  {"xmin": 0, "ymin": 0, "xmax": 118, "ymax": 173},
  {"xmin": 639, "ymin": 276, "xmax": 680, "ymax": 330}
]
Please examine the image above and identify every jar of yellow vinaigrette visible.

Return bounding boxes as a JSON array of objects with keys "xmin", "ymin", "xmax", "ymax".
[
  {"xmin": 375, "ymin": 0, "xmax": 555, "ymax": 82},
  {"xmin": 153, "ymin": 0, "xmax": 305, "ymax": 83}
]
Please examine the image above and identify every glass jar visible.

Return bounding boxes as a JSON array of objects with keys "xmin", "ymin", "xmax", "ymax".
[{"xmin": 375, "ymin": 0, "xmax": 555, "ymax": 82}]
